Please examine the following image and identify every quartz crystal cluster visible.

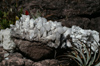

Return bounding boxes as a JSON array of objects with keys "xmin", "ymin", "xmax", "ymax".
[
  {"xmin": 11, "ymin": 15, "xmax": 68, "ymax": 48},
  {"xmin": 0, "ymin": 29, "xmax": 15, "ymax": 52},
  {"xmin": 0, "ymin": 14, "xmax": 99, "ymax": 52},
  {"xmin": 70, "ymin": 26, "xmax": 99, "ymax": 52}
]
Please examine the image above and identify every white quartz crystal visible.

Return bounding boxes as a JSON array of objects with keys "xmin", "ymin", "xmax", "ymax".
[
  {"xmin": 0, "ymin": 14, "xmax": 99, "ymax": 53},
  {"xmin": 0, "ymin": 29, "xmax": 15, "ymax": 51},
  {"xmin": 46, "ymin": 34, "xmax": 56, "ymax": 41},
  {"xmin": 29, "ymin": 19, "xmax": 35, "ymax": 28},
  {"xmin": 56, "ymin": 27, "xmax": 64, "ymax": 34},
  {"xmin": 44, "ymin": 22, "xmax": 51, "ymax": 31},
  {"xmin": 9, "ymin": 14, "xmax": 99, "ymax": 52},
  {"xmin": 70, "ymin": 25, "xmax": 100, "ymax": 52},
  {"xmin": 66, "ymin": 40, "xmax": 72, "ymax": 47},
  {"xmin": 63, "ymin": 28, "xmax": 71, "ymax": 37},
  {"xmin": 4, "ymin": 53, "xmax": 9, "ymax": 58}
]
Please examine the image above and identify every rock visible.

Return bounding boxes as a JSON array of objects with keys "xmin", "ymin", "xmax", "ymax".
[
  {"xmin": 32, "ymin": 59, "xmax": 60, "ymax": 66},
  {"xmin": 0, "ymin": 57, "xmax": 24, "ymax": 66},
  {"xmin": 0, "ymin": 57, "xmax": 34, "ymax": 66},
  {"xmin": 24, "ymin": 59, "xmax": 34, "ymax": 66},
  {"xmin": 13, "ymin": 38, "xmax": 55, "ymax": 61},
  {"xmin": 8, "ymin": 53, "xmax": 23, "ymax": 59},
  {"xmin": 90, "ymin": 17, "xmax": 100, "ymax": 33},
  {"xmin": 61, "ymin": 17, "xmax": 90, "ymax": 28},
  {"xmin": 16, "ymin": 0, "xmax": 100, "ymax": 34},
  {"xmin": 17, "ymin": 0, "xmax": 100, "ymax": 20},
  {"xmin": 0, "ymin": 0, "xmax": 100, "ymax": 66},
  {"xmin": 62, "ymin": 17, "xmax": 100, "ymax": 37},
  {"xmin": 0, "ymin": 47, "xmax": 4, "ymax": 62},
  {"xmin": 15, "ymin": 0, "xmax": 100, "ymax": 38},
  {"xmin": 0, "ymin": 52, "xmax": 34, "ymax": 66},
  {"xmin": 32, "ymin": 59, "xmax": 73, "ymax": 66}
]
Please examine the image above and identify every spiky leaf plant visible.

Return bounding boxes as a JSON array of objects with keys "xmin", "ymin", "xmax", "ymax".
[{"xmin": 67, "ymin": 40, "xmax": 100, "ymax": 66}]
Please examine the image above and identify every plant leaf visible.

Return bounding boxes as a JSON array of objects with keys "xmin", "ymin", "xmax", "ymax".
[
  {"xmin": 95, "ymin": 62, "xmax": 100, "ymax": 66},
  {"xmin": 84, "ymin": 45, "xmax": 91, "ymax": 65},
  {"xmin": 67, "ymin": 55, "xmax": 83, "ymax": 65},
  {"xmin": 88, "ymin": 52, "xmax": 97, "ymax": 66},
  {"xmin": 74, "ymin": 48, "xmax": 86, "ymax": 66}
]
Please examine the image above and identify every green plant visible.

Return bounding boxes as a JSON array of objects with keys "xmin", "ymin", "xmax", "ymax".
[
  {"xmin": 0, "ymin": 0, "xmax": 23, "ymax": 29},
  {"xmin": 67, "ymin": 42, "xmax": 100, "ymax": 66},
  {"xmin": 29, "ymin": 10, "xmax": 42, "ymax": 19},
  {"xmin": 0, "ymin": 10, "xmax": 15, "ymax": 29}
]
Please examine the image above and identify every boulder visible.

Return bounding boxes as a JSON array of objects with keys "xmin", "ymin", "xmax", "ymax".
[
  {"xmin": 13, "ymin": 38, "xmax": 55, "ymax": 61},
  {"xmin": 0, "ymin": 52, "xmax": 34, "ymax": 66},
  {"xmin": 32, "ymin": 59, "xmax": 60, "ymax": 66}
]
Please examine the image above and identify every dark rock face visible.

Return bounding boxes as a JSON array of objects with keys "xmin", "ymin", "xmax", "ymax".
[
  {"xmin": 13, "ymin": 39, "xmax": 55, "ymax": 61},
  {"xmin": 63, "ymin": 0, "xmax": 100, "ymax": 17},
  {"xmin": 90, "ymin": 17, "xmax": 100, "ymax": 33},
  {"xmin": 17, "ymin": 0, "xmax": 100, "ymax": 33},
  {"xmin": 18, "ymin": 0, "xmax": 100, "ymax": 19},
  {"xmin": 61, "ymin": 17, "xmax": 90, "ymax": 28}
]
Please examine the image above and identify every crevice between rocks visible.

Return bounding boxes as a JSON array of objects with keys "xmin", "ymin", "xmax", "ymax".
[{"xmin": 77, "ymin": 12, "xmax": 100, "ymax": 19}]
